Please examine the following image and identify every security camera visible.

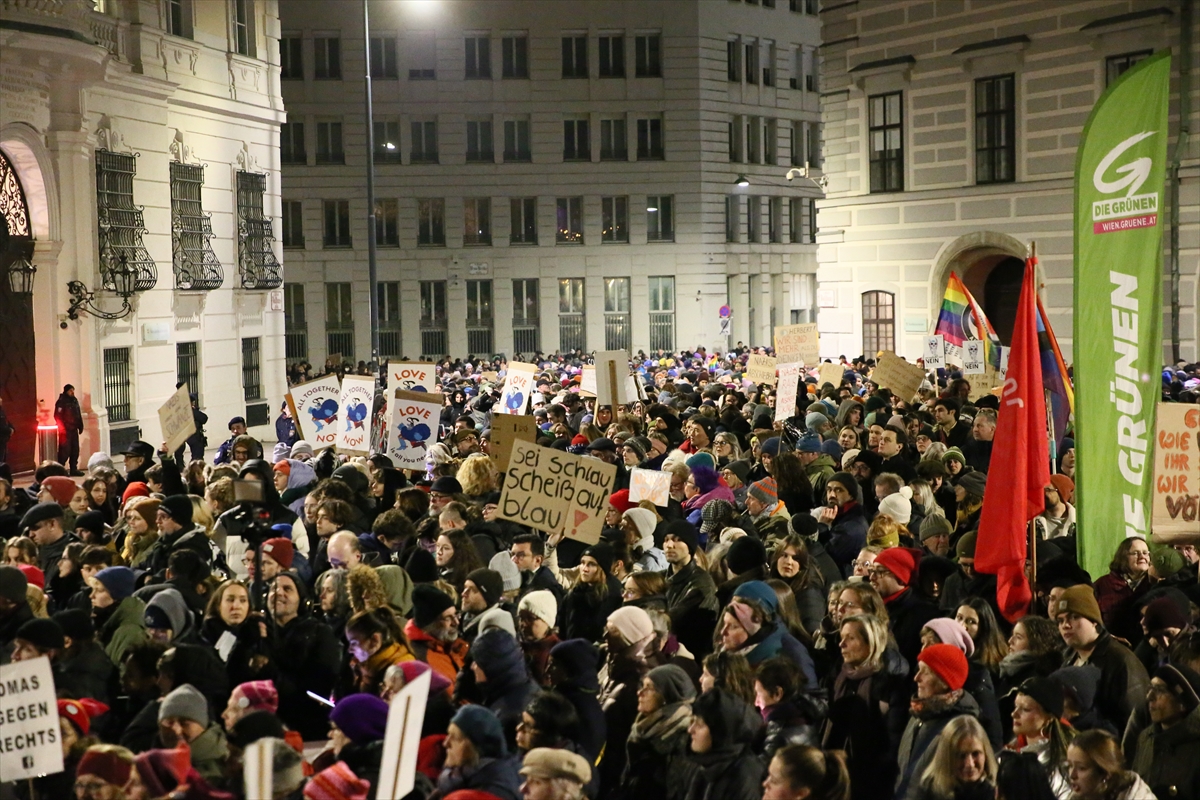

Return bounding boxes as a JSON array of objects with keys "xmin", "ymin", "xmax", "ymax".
[{"xmin": 60, "ymin": 320, "xmax": 68, "ymax": 330}]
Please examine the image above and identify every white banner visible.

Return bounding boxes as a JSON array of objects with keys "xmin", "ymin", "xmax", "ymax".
[
  {"xmin": 498, "ymin": 362, "xmax": 537, "ymax": 415},
  {"xmin": 0, "ymin": 657, "xmax": 63, "ymax": 781},
  {"xmin": 388, "ymin": 362, "xmax": 437, "ymax": 393},
  {"xmin": 594, "ymin": 351, "xmax": 629, "ymax": 408},
  {"xmin": 375, "ymin": 670, "xmax": 432, "ymax": 800},
  {"xmin": 387, "ymin": 390, "xmax": 443, "ymax": 471},
  {"xmin": 775, "ymin": 363, "xmax": 802, "ymax": 423},
  {"xmin": 924, "ymin": 335, "xmax": 945, "ymax": 369},
  {"xmin": 286, "ymin": 375, "xmax": 342, "ymax": 451},
  {"xmin": 336, "ymin": 376, "xmax": 376, "ymax": 454}
]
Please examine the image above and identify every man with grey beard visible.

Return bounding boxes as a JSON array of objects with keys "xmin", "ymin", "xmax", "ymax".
[{"xmin": 405, "ymin": 584, "xmax": 469, "ymax": 692}]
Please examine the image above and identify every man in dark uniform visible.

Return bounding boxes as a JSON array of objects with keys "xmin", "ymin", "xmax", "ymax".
[{"xmin": 54, "ymin": 385, "xmax": 84, "ymax": 474}]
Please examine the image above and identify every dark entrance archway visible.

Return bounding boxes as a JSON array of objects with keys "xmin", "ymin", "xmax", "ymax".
[
  {"xmin": 961, "ymin": 254, "xmax": 1026, "ymax": 346},
  {"xmin": 0, "ymin": 148, "xmax": 38, "ymax": 473}
]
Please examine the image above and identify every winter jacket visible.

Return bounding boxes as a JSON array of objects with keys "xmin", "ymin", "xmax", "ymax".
[
  {"xmin": 663, "ymin": 560, "xmax": 720, "ymax": 658},
  {"xmin": 1093, "ymin": 569, "xmax": 1154, "ymax": 648},
  {"xmin": 804, "ymin": 454, "xmax": 837, "ymax": 502},
  {"xmin": 1062, "ymin": 631, "xmax": 1149, "ymax": 733},
  {"xmin": 818, "ymin": 502, "xmax": 868, "ymax": 575},
  {"xmin": 550, "ymin": 639, "xmax": 607, "ymax": 761},
  {"xmin": 884, "ymin": 588, "xmax": 941, "ymax": 676},
  {"xmin": 760, "ymin": 694, "xmax": 824, "ymax": 760},
  {"xmin": 1132, "ymin": 702, "xmax": 1200, "ymax": 800},
  {"xmin": 895, "ymin": 690, "xmax": 982, "ymax": 800},
  {"xmin": 184, "ymin": 723, "xmax": 229, "ymax": 786},
  {"xmin": 200, "ymin": 613, "xmax": 276, "ymax": 689},
  {"xmin": 432, "ymin": 754, "xmax": 523, "ymax": 800},
  {"xmin": 599, "ymin": 647, "xmax": 650, "ymax": 797},
  {"xmin": 823, "ymin": 651, "xmax": 911, "ymax": 800},
  {"xmin": 560, "ymin": 577, "xmax": 623, "ymax": 644},
  {"xmin": 141, "ymin": 524, "xmax": 212, "ymax": 580},
  {"xmin": 965, "ymin": 661, "xmax": 1004, "ymax": 752},
  {"xmin": 683, "ymin": 694, "xmax": 765, "ymax": 800},
  {"xmin": 473, "ymin": 629, "xmax": 539, "ymax": 749},
  {"xmin": 55, "ymin": 640, "xmax": 115, "ymax": 705},
  {"xmin": 54, "ymin": 391, "xmax": 83, "ymax": 434},
  {"xmin": 619, "ymin": 704, "xmax": 697, "ymax": 800},
  {"xmin": 906, "ymin": 779, "xmax": 995, "ymax": 800},
  {"xmin": 98, "ymin": 595, "xmax": 148, "ymax": 665},
  {"xmin": 405, "ymin": 618, "xmax": 469, "ymax": 692},
  {"xmin": 270, "ymin": 613, "xmax": 342, "ymax": 740}
]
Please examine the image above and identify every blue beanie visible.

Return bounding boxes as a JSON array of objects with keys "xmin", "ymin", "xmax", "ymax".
[
  {"xmin": 94, "ymin": 567, "xmax": 136, "ymax": 602},
  {"xmin": 270, "ymin": 523, "xmax": 293, "ymax": 540},
  {"xmin": 760, "ymin": 437, "xmax": 784, "ymax": 457},
  {"xmin": 451, "ymin": 704, "xmax": 506, "ymax": 758},
  {"xmin": 796, "ymin": 434, "xmax": 822, "ymax": 453},
  {"xmin": 330, "ymin": 694, "xmax": 389, "ymax": 744},
  {"xmin": 685, "ymin": 452, "xmax": 716, "ymax": 471},
  {"xmin": 732, "ymin": 580, "xmax": 779, "ymax": 615}
]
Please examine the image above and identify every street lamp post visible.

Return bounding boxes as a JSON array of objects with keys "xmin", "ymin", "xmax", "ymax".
[{"xmin": 363, "ymin": 0, "xmax": 380, "ymax": 372}]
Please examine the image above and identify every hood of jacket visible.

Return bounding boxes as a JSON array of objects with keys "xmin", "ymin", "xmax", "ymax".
[
  {"xmin": 145, "ymin": 588, "xmax": 193, "ymax": 641},
  {"xmin": 375, "ymin": 565, "xmax": 413, "ymax": 616},
  {"xmin": 284, "ymin": 459, "xmax": 317, "ymax": 492},
  {"xmin": 472, "ymin": 629, "xmax": 533, "ymax": 696}
]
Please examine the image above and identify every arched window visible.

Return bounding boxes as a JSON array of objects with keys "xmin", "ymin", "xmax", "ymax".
[{"xmin": 862, "ymin": 291, "xmax": 895, "ymax": 354}]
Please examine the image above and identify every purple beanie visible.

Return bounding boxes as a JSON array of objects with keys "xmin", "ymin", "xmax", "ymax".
[
  {"xmin": 691, "ymin": 465, "xmax": 720, "ymax": 494},
  {"xmin": 329, "ymin": 694, "xmax": 389, "ymax": 744}
]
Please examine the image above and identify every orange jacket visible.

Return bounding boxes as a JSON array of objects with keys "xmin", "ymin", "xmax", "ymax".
[{"xmin": 404, "ymin": 618, "xmax": 468, "ymax": 692}]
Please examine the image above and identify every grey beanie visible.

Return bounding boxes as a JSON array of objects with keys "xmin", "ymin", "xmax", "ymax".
[
  {"xmin": 488, "ymin": 551, "xmax": 522, "ymax": 592},
  {"xmin": 158, "ymin": 683, "xmax": 209, "ymax": 726}
]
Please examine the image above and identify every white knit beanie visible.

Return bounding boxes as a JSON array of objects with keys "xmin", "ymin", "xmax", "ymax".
[{"xmin": 518, "ymin": 590, "xmax": 558, "ymax": 629}]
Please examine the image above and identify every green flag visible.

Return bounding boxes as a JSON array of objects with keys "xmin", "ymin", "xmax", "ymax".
[{"xmin": 1074, "ymin": 51, "xmax": 1171, "ymax": 578}]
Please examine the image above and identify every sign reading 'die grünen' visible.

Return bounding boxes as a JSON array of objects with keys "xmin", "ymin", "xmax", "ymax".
[
  {"xmin": 0, "ymin": 656, "xmax": 64, "ymax": 781},
  {"xmin": 497, "ymin": 440, "xmax": 617, "ymax": 545}
]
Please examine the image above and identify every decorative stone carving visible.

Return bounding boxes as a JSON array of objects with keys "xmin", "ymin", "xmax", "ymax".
[
  {"xmin": 94, "ymin": 117, "xmax": 130, "ymax": 153},
  {"xmin": 169, "ymin": 129, "xmax": 194, "ymax": 164},
  {"xmin": 234, "ymin": 141, "xmax": 259, "ymax": 175}
]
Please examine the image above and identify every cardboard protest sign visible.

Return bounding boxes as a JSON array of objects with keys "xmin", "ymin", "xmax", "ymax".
[
  {"xmin": 286, "ymin": 375, "xmax": 342, "ymax": 451},
  {"xmin": 489, "ymin": 414, "xmax": 538, "ymax": 472},
  {"xmin": 579, "ymin": 365, "xmax": 596, "ymax": 397},
  {"xmin": 775, "ymin": 363, "xmax": 803, "ymax": 423},
  {"xmin": 0, "ymin": 656, "xmax": 64, "ymax": 780},
  {"xmin": 962, "ymin": 340, "xmax": 985, "ymax": 374},
  {"xmin": 498, "ymin": 440, "xmax": 616, "ymax": 544},
  {"xmin": 629, "ymin": 467, "xmax": 671, "ymax": 506},
  {"xmin": 243, "ymin": 737, "xmax": 275, "ymax": 800},
  {"xmin": 389, "ymin": 362, "xmax": 436, "ymax": 393},
  {"xmin": 872, "ymin": 351, "xmax": 926, "ymax": 402},
  {"xmin": 594, "ymin": 351, "xmax": 629, "ymax": 408},
  {"xmin": 967, "ymin": 368, "xmax": 1005, "ymax": 401},
  {"xmin": 774, "ymin": 324, "xmax": 820, "ymax": 365},
  {"xmin": 817, "ymin": 362, "xmax": 844, "ymax": 389},
  {"xmin": 746, "ymin": 354, "xmax": 778, "ymax": 386},
  {"xmin": 375, "ymin": 670, "xmax": 432, "ymax": 800},
  {"xmin": 336, "ymin": 376, "xmax": 376, "ymax": 454},
  {"xmin": 386, "ymin": 390, "xmax": 443, "ymax": 471},
  {"xmin": 1152, "ymin": 404, "xmax": 1200, "ymax": 542},
  {"xmin": 924, "ymin": 335, "xmax": 946, "ymax": 369},
  {"xmin": 157, "ymin": 383, "xmax": 196, "ymax": 454},
  {"xmin": 481, "ymin": 370, "xmax": 499, "ymax": 384},
  {"xmin": 498, "ymin": 362, "xmax": 537, "ymax": 415}
]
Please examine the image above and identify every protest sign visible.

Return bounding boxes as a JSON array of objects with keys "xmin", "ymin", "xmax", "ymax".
[
  {"xmin": 1152, "ymin": 404, "xmax": 1200, "ymax": 543},
  {"xmin": 336, "ymin": 376, "xmax": 376, "ymax": 454},
  {"xmin": 489, "ymin": 414, "xmax": 538, "ymax": 472},
  {"xmin": 774, "ymin": 324, "xmax": 820, "ymax": 365},
  {"xmin": 626, "ymin": 374, "xmax": 647, "ymax": 403},
  {"xmin": 389, "ymin": 362, "xmax": 436, "ymax": 393},
  {"xmin": 594, "ymin": 351, "xmax": 629, "ymax": 408},
  {"xmin": 924, "ymin": 335, "xmax": 946, "ymax": 369},
  {"xmin": 579, "ymin": 366, "xmax": 596, "ymax": 397},
  {"xmin": 375, "ymin": 670, "xmax": 432, "ymax": 800},
  {"xmin": 386, "ymin": 390, "xmax": 442, "ymax": 471},
  {"xmin": 498, "ymin": 440, "xmax": 616, "ymax": 544},
  {"xmin": 775, "ymin": 363, "xmax": 802, "ymax": 423},
  {"xmin": 746, "ymin": 354, "xmax": 778, "ymax": 386},
  {"xmin": 498, "ymin": 362, "xmax": 537, "ymax": 415},
  {"xmin": 629, "ymin": 467, "xmax": 671, "ymax": 506},
  {"xmin": 157, "ymin": 383, "xmax": 195, "ymax": 454},
  {"xmin": 817, "ymin": 362, "xmax": 844, "ymax": 389},
  {"xmin": 962, "ymin": 340, "xmax": 985, "ymax": 374},
  {"xmin": 481, "ymin": 370, "xmax": 499, "ymax": 384},
  {"xmin": 243, "ymin": 737, "xmax": 275, "ymax": 800},
  {"xmin": 0, "ymin": 656, "xmax": 63, "ymax": 781},
  {"xmin": 967, "ymin": 368, "xmax": 1005, "ymax": 401},
  {"xmin": 872, "ymin": 351, "xmax": 926, "ymax": 402},
  {"xmin": 286, "ymin": 375, "xmax": 342, "ymax": 451}
]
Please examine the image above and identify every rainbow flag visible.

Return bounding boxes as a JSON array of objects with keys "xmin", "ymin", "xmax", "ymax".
[
  {"xmin": 1036, "ymin": 292, "xmax": 1074, "ymax": 451},
  {"xmin": 935, "ymin": 272, "xmax": 1003, "ymax": 369}
]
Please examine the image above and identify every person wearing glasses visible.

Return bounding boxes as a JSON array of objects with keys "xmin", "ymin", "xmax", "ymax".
[{"xmin": 867, "ymin": 547, "xmax": 939, "ymax": 674}]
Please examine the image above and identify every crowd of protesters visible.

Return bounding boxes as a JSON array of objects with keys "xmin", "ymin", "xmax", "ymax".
[{"xmin": 1, "ymin": 346, "xmax": 1198, "ymax": 800}]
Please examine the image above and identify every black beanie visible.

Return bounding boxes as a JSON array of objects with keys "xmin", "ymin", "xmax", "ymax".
[
  {"xmin": 53, "ymin": 609, "xmax": 95, "ymax": 641},
  {"xmin": 411, "ymin": 584, "xmax": 456, "ymax": 628},
  {"xmin": 465, "ymin": 568, "xmax": 504, "ymax": 608},
  {"xmin": 663, "ymin": 520, "xmax": 699, "ymax": 555},
  {"xmin": 228, "ymin": 710, "xmax": 288, "ymax": 750},
  {"xmin": 404, "ymin": 548, "xmax": 439, "ymax": 583},
  {"xmin": 74, "ymin": 510, "xmax": 107, "ymax": 540},
  {"xmin": 159, "ymin": 495, "xmax": 193, "ymax": 528},
  {"xmin": 581, "ymin": 542, "xmax": 615, "ymax": 576},
  {"xmin": 727, "ymin": 536, "xmax": 767, "ymax": 576},
  {"xmin": 16, "ymin": 618, "xmax": 65, "ymax": 651},
  {"xmin": 1018, "ymin": 676, "xmax": 1065, "ymax": 720}
]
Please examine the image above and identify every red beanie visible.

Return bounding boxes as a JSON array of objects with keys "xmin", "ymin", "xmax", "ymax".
[
  {"xmin": 304, "ymin": 761, "xmax": 371, "ymax": 800},
  {"xmin": 42, "ymin": 476, "xmax": 79, "ymax": 506},
  {"xmin": 261, "ymin": 538, "xmax": 294, "ymax": 569},
  {"xmin": 273, "ymin": 460, "xmax": 292, "ymax": 475},
  {"xmin": 59, "ymin": 698, "xmax": 109, "ymax": 736},
  {"xmin": 609, "ymin": 490, "xmax": 635, "ymax": 514},
  {"xmin": 919, "ymin": 643, "xmax": 969, "ymax": 692},
  {"xmin": 77, "ymin": 747, "xmax": 133, "ymax": 787},
  {"xmin": 122, "ymin": 482, "xmax": 150, "ymax": 505},
  {"xmin": 17, "ymin": 563, "xmax": 44, "ymax": 591},
  {"xmin": 873, "ymin": 547, "xmax": 921, "ymax": 586},
  {"xmin": 232, "ymin": 679, "xmax": 279, "ymax": 714}
]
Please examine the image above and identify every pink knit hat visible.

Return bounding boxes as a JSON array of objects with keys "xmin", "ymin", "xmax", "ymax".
[
  {"xmin": 304, "ymin": 762, "xmax": 370, "ymax": 800},
  {"xmin": 232, "ymin": 680, "xmax": 278, "ymax": 714}
]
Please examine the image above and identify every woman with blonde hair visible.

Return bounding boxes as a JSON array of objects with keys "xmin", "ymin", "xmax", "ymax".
[
  {"xmin": 867, "ymin": 514, "xmax": 903, "ymax": 548},
  {"xmin": 852, "ymin": 544, "xmax": 885, "ymax": 578},
  {"xmin": 455, "ymin": 452, "xmax": 498, "ymax": 500},
  {"xmin": 1066, "ymin": 729, "xmax": 1155, "ymax": 800},
  {"xmin": 120, "ymin": 497, "xmax": 160, "ymax": 567},
  {"xmin": 189, "ymin": 495, "xmax": 216, "ymax": 538},
  {"xmin": 910, "ymin": 715, "xmax": 997, "ymax": 800}
]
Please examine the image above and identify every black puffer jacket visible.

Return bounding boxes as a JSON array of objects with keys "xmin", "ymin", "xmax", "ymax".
[
  {"xmin": 683, "ymin": 689, "xmax": 765, "ymax": 800},
  {"xmin": 759, "ymin": 693, "xmax": 825, "ymax": 760},
  {"xmin": 559, "ymin": 576, "xmax": 622, "ymax": 644},
  {"xmin": 472, "ymin": 629, "xmax": 539, "ymax": 749}
]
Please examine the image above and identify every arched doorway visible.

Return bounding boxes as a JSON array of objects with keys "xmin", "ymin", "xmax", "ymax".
[
  {"xmin": 0, "ymin": 148, "xmax": 37, "ymax": 473},
  {"xmin": 929, "ymin": 231, "xmax": 1029, "ymax": 348}
]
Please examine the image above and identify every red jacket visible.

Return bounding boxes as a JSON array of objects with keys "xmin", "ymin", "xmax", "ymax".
[{"xmin": 404, "ymin": 618, "xmax": 469, "ymax": 691}]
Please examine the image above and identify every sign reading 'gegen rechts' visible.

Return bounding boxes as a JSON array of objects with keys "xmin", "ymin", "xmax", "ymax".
[{"xmin": 0, "ymin": 656, "xmax": 64, "ymax": 781}]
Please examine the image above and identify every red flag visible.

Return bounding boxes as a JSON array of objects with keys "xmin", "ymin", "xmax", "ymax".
[{"xmin": 975, "ymin": 256, "xmax": 1050, "ymax": 622}]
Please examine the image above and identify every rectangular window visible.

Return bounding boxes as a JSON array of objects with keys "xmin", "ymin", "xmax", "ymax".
[
  {"xmin": 636, "ymin": 118, "xmax": 664, "ymax": 160},
  {"xmin": 326, "ymin": 282, "xmax": 354, "ymax": 361},
  {"xmin": 103, "ymin": 348, "xmax": 132, "ymax": 423},
  {"xmin": 322, "ymin": 199, "xmax": 351, "ymax": 247},
  {"xmin": 805, "ymin": 0, "xmax": 817, "ymax": 13},
  {"xmin": 558, "ymin": 277, "xmax": 586, "ymax": 351},
  {"xmin": 729, "ymin": 116, "xmax": 742, "ymax": 162},
  {"xmin": 282, "ymin": 200, "xmax": 304, "ymax": 248},
  {"xmin": 166, "ymin": 0, "xmax": 192, "ymax": 38},
  {"xmin": 374, "ymin": 198, "xmax": 399, "ymax": 246},
  {"xmin": 563, "ymin": 119, "xmax": 590, "ymax": 161},
  {"xmin": 745, "ymin": 41, "xmax": 759, "ymax": 84},
  {"xmin": 378, "ymin": 281, "xmax": 401, "ymax": 357},
  {"xmin": 466, "ymin": 120, "xmax": 494, "ymax": 162},
  {"xmin": 284, "ymin": 283, "xmax": 307, "ymax": 361},
  {"xmin": 513, "ymin": 278, "xmax": 539, "ymax": 353},
  {"xmin": 727, "ymin": 39, "xmax": 740, "ymax": 82},
  {"xmin": 862, "ymin": 291, "xmax": 895, "ymax": 354},
  {"xmin": 232, "ymin": 0, "xmax": 252, "ymax": 56},
  {"xmin": 314, "ymin": 37, "xmax": 341, "ymax": 79},
  {"xmin": 648, "ymin": 276, "xmax": 674, "ymax": 351},
  {"xmin": 789, "ymin": 197, "xmax": 816, "ymax": 244},
  {"xmin": 169, "ymin": 162, "xmax": 222, "ymax": 290},
  {"xmin": 646, "ymin": 195, "xmax": 674, "ymax": 242},
  {"xmin": 868, "ymin": 92, "xmax": 903, "ymax": 192},
  {"xmin": 176, "ymin": 341, "xmax": 199, "ymax": 398},
  {"xmin": 1106, "ymin": 50, "xmax": 1152, "ymax": 86},
  {"xmin": 764, "ymin": 118, "xmax": 777, "ymax": 165},
  {"xmin": 465, "ymin": 36, "xmax": 491, "ymax": 78},
  {"xmin": 601, "ymin": 118, "xmax": 627, "ymax": 160},
  {"xmin": 725, "ymin": 196, "xmax": 739, "ymax": 242},
  {"xmin": 635, "ymin": 34, "xmax": 661, "ymax": 77},
  {"xmin": 280, "ymin": 36, "xmax": 302, "ymax": 79},
  {"xmin": 466, "ymin": 279, "xmax": 494, "ymax": 354},
  {"xmin": 510, "ymin": 198, "xmax": 538, "ymax": 244},
  {"xmin": 96, "ymin": 150, "xmax": 154, "ymax": 291},
  {"xmin": 316, "ymin": 121, "xmax": 344, "ymax": 164},
  {"xmin": 603, "ymin": 277, "xmax": 631, "ymax": 350},
  {"xmin": 374, "ymin": 120, "xmax": 401, "ymax": 163},
  {"xmin": 241, "ymin": 337, "xmax": 262, "ymax": 401},
  {"xmin": 235, "ymin": 171, "xmax": 281, "ymax": 289},
  {"xmin": 419, "ymin": 280, "xmax": 448, "ymax": 357},
  {"xmin": 463, "ymin": 198, "xmax": 492, "ymax": 245},
  {"xmin": 502, "ymin": 35, "xmax": 529, "ymax": 78},
  {"xmin": 975, "ymin": 75, "xmax": 1015, "ymax": 184},
  {"xmin": 747, "ymin": 195, "xmax": 761, "ymax": 242},
  {"xmin": 504, "ymin": 119, "xmax": 531, "ymax": 161},
  {"xmin": 409, "ymin": 32, "xmax": 436, "ymax": 79},
  {"xmin": 556, "ymin": 197, "xmax": 583, "ymax": 244},
  {"xmin": 807, "ymin": 121, "xmax": 821, "ymax": 167},
  {"xmin": 601, "ymin": 196, "xmax": 629, "ymax": 243},
  {"xmin": 762, "ymin": 41, "xmax": 775, "ymax": 86},
  {"xmin": 790, "ymin": 121, "xmax": 801, "ymax": 166},
  {"xmin": 417, "ymin": 199, "xmax": 446, "ymax": 246},
  {"xmin": 370, "ymin": 36, "xmax": 398, "ymax": 78},
  {"xmin": 746, "ymin": 116, "xmax": 760, "ymax": 163},
  {"xmin": 562, "ymin": 36, "xmax": 587, "ymax": 78},
  {"xmin": 806, "ymin": 47, "xmax": 818, "ymax": 92},
  {"xmin": 599, "ymin": 35, "xmax": 625, "ymax": 77},
  {"xmin": 768, "ymin": 196, "xmax": 782, "ymax": 243},
  {"xmin": 281, "ymin": 122, "xmax": 306, "ymax": 164},
  {"xmin": 411, "ymin": 120, "xmax": 438, "ymax": 163}
]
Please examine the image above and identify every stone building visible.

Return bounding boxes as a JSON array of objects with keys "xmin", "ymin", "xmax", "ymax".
[
  {"xmin": 815, "ymin": 0, "xmax": 1197, "ymax": 363},
  {"xmin": 0, "ymin": 0, "xmax": 286, "ymax": 471},
  {"xmin": 277, "ymin": 0, "xmax": 824, "ymax": 365}
]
